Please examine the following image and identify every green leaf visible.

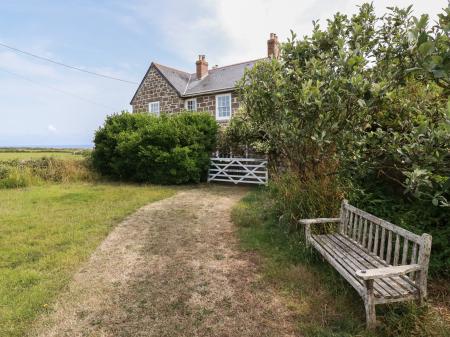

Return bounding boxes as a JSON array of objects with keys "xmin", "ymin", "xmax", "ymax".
[{"xmin": 418, "ymin": 41, "xmax": 434, "ymax": 56}]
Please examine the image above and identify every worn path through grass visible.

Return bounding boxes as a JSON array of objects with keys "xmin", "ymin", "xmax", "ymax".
[{"xmin": 31, "ymin": 185, "xmax": 299, "ymax": 337}]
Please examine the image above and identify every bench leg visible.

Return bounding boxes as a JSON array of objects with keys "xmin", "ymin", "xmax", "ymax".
[{"xmin": 364, "ymin": 280, "xmax": 377, "ymax": 329}]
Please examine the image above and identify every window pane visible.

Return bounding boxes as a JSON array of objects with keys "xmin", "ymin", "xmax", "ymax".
[
  {"xmin": 216, "ymin": 95, "xmax": 231, "ymax": 119},
  {"xmin": 149, "ymin": 102, "xmax": 160, "ymax": 115}
]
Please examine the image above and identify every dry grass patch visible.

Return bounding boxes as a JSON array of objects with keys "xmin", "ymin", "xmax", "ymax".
[{"xmin": 232, "ymin": 189, "xmax": 450, "ymax": 337}]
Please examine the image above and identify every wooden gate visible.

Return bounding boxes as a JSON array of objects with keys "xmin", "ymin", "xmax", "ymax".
[{"xmin": 208, "ymin": 157, "xmax": 268, "ymax": 185}]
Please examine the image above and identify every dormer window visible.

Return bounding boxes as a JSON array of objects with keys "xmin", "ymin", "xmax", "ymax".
[
  {"xmin": 149, "ymin": 101, "xmax": 160, "ymax": 116},
  {"xmin": 185, "ymin": 98, "xmax": 197, "ymax": 112}
]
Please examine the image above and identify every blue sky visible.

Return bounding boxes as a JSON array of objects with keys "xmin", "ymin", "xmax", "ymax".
[{"xmin": 0, "ymin": 0, "xmax": 446, "ymax": 146}]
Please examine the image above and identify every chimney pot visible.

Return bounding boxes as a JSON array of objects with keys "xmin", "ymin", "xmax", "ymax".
[
  {"xmin": 267, "ymin": 33, "xmax": 280, "ymax": 59},
  {"xmin": 196, "ymin": 54, "xmax": 208, "ymax": 79}
]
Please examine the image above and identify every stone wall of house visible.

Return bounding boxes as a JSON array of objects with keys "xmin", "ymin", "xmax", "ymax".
[
  {"xmin": 131, "ymin": 66, "xmax": 184, "ymax": 113},
  {"xmin": 131, "ymin": 65, "xmax": 240, "ymax": 123}
]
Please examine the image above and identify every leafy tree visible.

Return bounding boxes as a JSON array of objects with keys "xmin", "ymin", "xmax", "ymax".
[{"xmin": 226, "ymin": 3, "xmax": 450, "ymax": 275}]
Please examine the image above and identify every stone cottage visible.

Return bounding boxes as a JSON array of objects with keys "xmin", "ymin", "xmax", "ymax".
[{"xmin": 130, "ymin": 33, "xmax": 280, "ymax": 122}]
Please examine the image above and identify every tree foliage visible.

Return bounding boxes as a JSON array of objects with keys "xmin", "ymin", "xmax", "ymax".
[{"xmin": 226, "ymin": 3, "xmax": 450, "ymax": 275}]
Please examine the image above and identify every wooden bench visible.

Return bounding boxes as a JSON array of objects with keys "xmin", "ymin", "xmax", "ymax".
[{"xmin": 299, "ymin": 200, "xmax": 432, "ymax": 329}]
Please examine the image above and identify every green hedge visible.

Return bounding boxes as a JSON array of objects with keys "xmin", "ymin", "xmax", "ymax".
[{"xmin": 92, "ymin": 112, "xmax": 218, "ymax": 184}]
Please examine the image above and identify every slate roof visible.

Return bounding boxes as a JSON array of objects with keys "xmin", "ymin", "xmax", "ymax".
[{"xmin": 131, "ymin": 58, "xmax": 266, "ymax": 103}]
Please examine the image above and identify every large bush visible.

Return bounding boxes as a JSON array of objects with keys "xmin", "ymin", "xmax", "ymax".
[
  {"xmin": 228, "ymin": 3, "xmax": 450, "ymax": 276},
  {"xmin": 92, "ymin": 112, "xmax": 218, "ymax": 184}
]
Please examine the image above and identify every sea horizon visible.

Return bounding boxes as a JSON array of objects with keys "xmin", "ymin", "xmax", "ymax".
[{"xmin": 0, "ymin": 144, "xmax": 93, "ymax": 149}]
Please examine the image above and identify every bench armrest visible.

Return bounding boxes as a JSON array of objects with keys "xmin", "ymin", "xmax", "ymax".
[
  {"xmin": 356, "ymin": 264, "xmax": 422, "ymax": 280},
  {"xmin": 298, "ymin": 218, "xmax": 340, "ymax": 225}
]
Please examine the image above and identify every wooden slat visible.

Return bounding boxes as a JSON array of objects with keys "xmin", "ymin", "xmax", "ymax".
[
  {"xmin": 352, "ymin": 214, "xmax": 358, "ymax": 240},
  {"xmin": 410, "ymin": 243, "xmax": 418, "ymax": 279},
  {"xmin": 344, "ymin": 204, "xmax": 422, "ymax": 243},
  {"xmin": 402, "ymin": 238, "xmax": 409, "ymax": 265},
  {"xmin": 356, "ymin": 264, "xmax": 421, "ymax": 280},
  {"xmin": 357, "ymin": 215, "xmax": 363, "ymax": 243},
  {"xmin": 208, "ymin": 157, "xmax": 268, "ymax": 186},
  {"xmin": 332, "ymin": 234, "xmax": 418, "ymax": 294},
  {"xmin": 368, "ymin": 222, "xmax": 374, "ymax": 252},
  {"xmin": 362, "ymin": 219, "xmax": 368, "ymax": 248},
  {"xmin": 309, "ymin": 237, "xmax": 366, "ymax": 297},
  {"xmin": 373, "ymin": 225, "xmax": 380, "ymax": 256},
  {"xmin": 380, "ymin": 227, "xmax": 386, "ymax": 260},
  {"xmin": 386, "ymin": 230, "xmax": 393, "ymax": 265},
  {"xmin": 393, "ymin": 234, "xmax": 400, "ymax": 266},
  {"xmin": 348, "ymin": 212, "xmax": 354, "ymax": 237},
  {"xmin": 322, "ymin": 235, "xmax": 398, "ymax": 298},
  {"xmin": 326, "ymin": 234, "xmax": 415, "ymax": 298},
  {"xmin": 311, "ymin": 236, "xmax": 374, "ymax": 297}
]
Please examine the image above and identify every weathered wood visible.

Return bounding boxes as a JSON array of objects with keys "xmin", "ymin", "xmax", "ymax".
[
  {"xmin": 368, "ymin": 222, "xmax": 374, "ymax": 253},
  {"xmin": 339, "ymin": 200, "xmax": 347, "ymax": 234},
  {"xmin": 386, "ymin": 230, "xmax": 393, "ymax": 265},
  {"xmin": 357, "ymin": 216, "xmax": 363, "ymax": 243},
  {"xmin": 329, "ymin": 234, "xmax": 415, "ymax": 297},
  {"xmin": 323, "ymin": 235, "xmax": 401, "ymax": 298},
  {"xmin": 402, "ymin": 238, "xmax": 409, "ymax": 265},
  {"xmin": 362, "ymin": 219, "xmax": 368, "ymax": 248},
  {"xmin": 364, "ymin": 279, "xmax": 377, "ymax": 329},
  {"xmin": 393, "ymin": 234, "xmax": 400, "ymax": 266},
  {"xmin": 417, "ymin": 234, "xmax": 432, "ymax": 302},
  {"xmin": 309, "ymin": 237, "xmax": 366, "ymax": 297},
  {"xmin": 298, "ymin": 218, "xmax": 340, "ymax": 225},
  {"xmin": 356, "ymin": 264, "xmax": 421, "ymax": 280},
  {"xmin": 380, "ymin": 227, "xmax": 386, "ymax": 260},
  {"xmin": 305, "ymin": 201, "xmax": 432, "ymax": 329},
  {"xmin": 373, "ymin": 225, "xmax": 380, "ymax": 256},
  {"xmin": 352, "ymin": 214, "xmax": 358, "ymax": 240},
  {"xmin": 344, "ymin": 204, "xmax": 422, "ymax": 243}
]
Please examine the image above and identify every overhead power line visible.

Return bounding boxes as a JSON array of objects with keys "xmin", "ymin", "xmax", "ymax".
[
  {"xmin": 0, "ymin": 66, "xmax": 118, "ymax": 110},
  {"xmin": 0, "ymin": 42, "xmax": 139, "ymax": 85}
]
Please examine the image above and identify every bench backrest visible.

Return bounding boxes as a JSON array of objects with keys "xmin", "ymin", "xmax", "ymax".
[{"xmin": 339, "ymin": 200, "xmax": 432, "ymax": 274}]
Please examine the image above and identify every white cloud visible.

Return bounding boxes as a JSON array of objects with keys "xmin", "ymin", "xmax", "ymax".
[
  {"xmin": 125, "ymin": 0, "xmax": 447, "ymax": 67},
  {"xmin": 47, "ymin": 124, "xmax": 57, "ymax": 133}
]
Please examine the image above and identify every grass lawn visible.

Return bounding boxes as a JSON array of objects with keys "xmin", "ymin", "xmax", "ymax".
[
  {"xmin": 0, "ymin": 151, "xmax": 84, "ymax": 161},
  {"xmin": 0, "ymin": 183, "xmax": 176, "ymax": 337},
  {"xmin": 232, "ymin": 189, "xmax": 450, "ymax": 337}
]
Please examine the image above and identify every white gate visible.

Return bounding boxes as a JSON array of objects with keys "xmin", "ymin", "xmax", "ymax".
[{"xmin": 208, "ymin": 157, "xmax": 268, "ymax": 185}]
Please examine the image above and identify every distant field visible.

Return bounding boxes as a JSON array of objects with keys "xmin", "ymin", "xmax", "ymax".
[{"xmin": 0, "ymin": 150, "xmax": 87, "ymax": 161}]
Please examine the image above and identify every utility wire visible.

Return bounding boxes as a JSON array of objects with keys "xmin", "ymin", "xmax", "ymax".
[
  {"xmin": 0, "ymin": 66, "xmax": 118, "ymax": 110},
  {"xmin": 0, "ymin": 42, "xmax": 139, "ymax": 85}
]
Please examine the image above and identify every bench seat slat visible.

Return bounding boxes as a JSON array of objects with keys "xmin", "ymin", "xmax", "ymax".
[
  {"xmin": 327, "ymin": 234, "xmax": 417, "ymax": 296},
  {"xmin": 323, "ymin": 235, "xmax": 407, "ymax": 298},
  {"xmin": 316, "ymin": 235, "xmax": 409, "ymax": 299},
  {"xmin": 309, "ymin": 236, "xmax": 366, "ymax": 297},
  {"xmin": 333, "ymin": 233, "xmax": 418, "ymax": 292},
  {"xmin": 312, "ymin": 234, "xmax": 418, "ymax": 300},
  {"xmin": 313, "ymin": 235, "xmax": 392, "ymax": 298}
]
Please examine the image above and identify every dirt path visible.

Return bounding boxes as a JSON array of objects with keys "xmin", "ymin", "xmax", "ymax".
[{"xmin": 31, "ymin": 185, "xmax": 298, "ymax": 337}]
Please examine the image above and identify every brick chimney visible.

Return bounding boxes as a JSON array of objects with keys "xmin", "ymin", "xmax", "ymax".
[
  {"xmin": 196, "ymin": 55, "xmax": 208, "ymax": 79},
  {"xmin": 267, "ymin": 33, "xmax": 280, "ymax": 59}
]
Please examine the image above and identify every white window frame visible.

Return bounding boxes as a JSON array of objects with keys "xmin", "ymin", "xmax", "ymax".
[
  {"xmin": 148, "ymin": 101, "xmax": 160, "ymax": 116},
  {"xmin": 185, "ymin": 98, "xmax": 197, "ymax": 112},
  {"xmin": 215, "ymin": 93, "xmax": 232, "ymax": 121}
]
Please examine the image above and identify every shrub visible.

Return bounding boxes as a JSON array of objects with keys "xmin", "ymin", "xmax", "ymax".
[
  {"xmin": 0, "ymin": 158, "xmax": 96, "ymax": 189},
  {"xmin": 229, "ymin": 3, "xmax": 450, "ymax": 276},
  {"xmin": 92, "ymin": 112, "xmax": 218, "ymax": 184}
]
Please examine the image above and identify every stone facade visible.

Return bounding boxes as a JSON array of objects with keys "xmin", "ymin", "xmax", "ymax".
[
  {"xmin": 131, "ymin": 66, "xmax": 184, "ymax": 113},
  {"xmin": 131, "ymin": 65, "xmax": 240, "ymax": 122}
]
